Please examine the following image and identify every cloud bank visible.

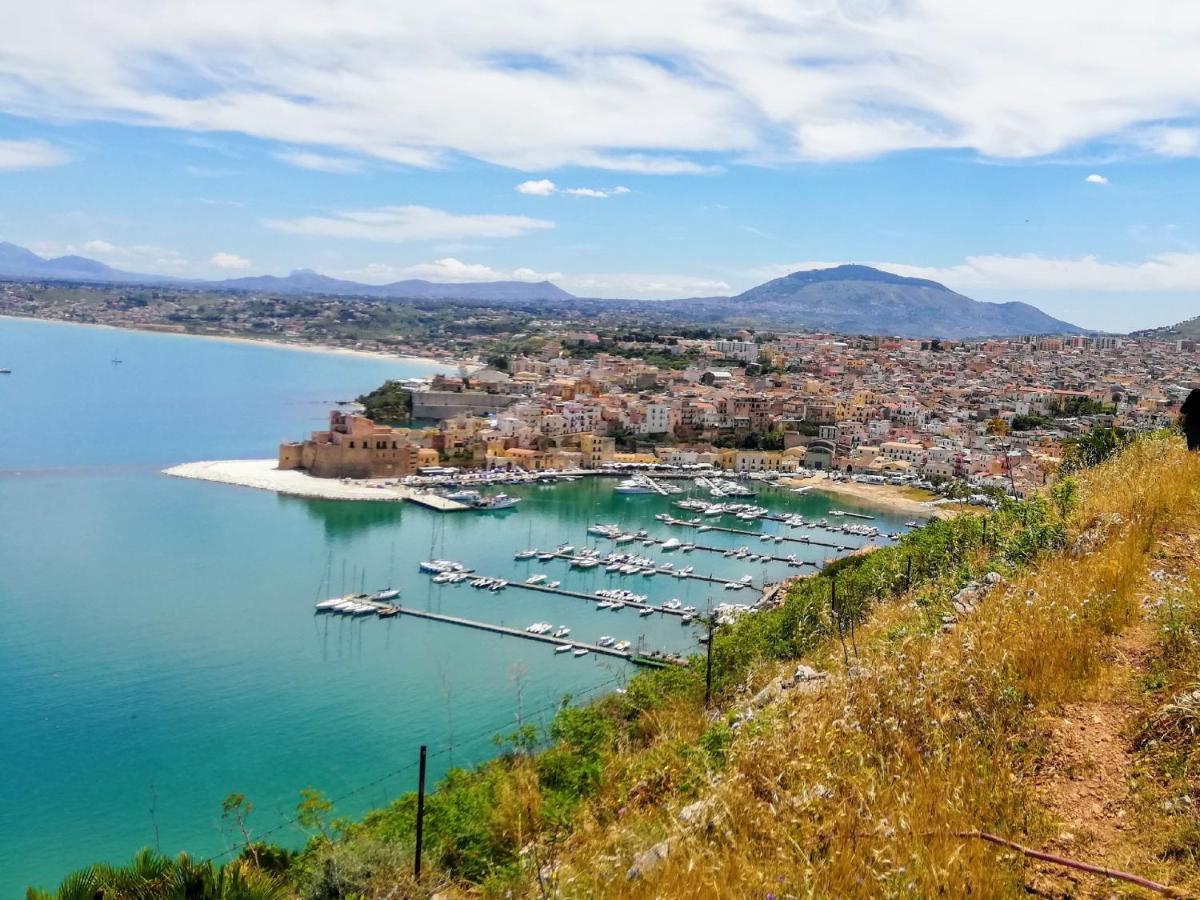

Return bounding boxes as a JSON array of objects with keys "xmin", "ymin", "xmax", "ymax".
[{"xmin": 3, "ymin": 2, "xmax": 1200, "ymax": 171}]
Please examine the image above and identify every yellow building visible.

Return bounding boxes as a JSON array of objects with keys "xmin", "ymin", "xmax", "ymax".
[{"xmin": 579, "ymin": 433, "xmax": 616, "ymax": 469}]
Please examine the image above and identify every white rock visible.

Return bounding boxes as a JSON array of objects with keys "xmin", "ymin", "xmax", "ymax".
[{"xmin": 627, "ymin": 840, "xmax": 670, "ymax": 880}]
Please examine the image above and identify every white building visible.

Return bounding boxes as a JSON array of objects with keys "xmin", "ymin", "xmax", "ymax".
[{"xmin": 712, "ymin": 339, "xmax": 760, "ymax": 363}]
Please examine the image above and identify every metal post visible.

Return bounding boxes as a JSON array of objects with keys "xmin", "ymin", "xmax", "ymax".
[
  {"xmin": 414, "ymin": 745, "xmax": 427, "ymax": 880},
  {"xmin": 704, "ymin": 616, "xmax": 714, "ymax": 707}
]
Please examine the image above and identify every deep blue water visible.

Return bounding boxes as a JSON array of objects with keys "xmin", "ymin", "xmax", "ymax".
[{"xmin": 0, "ymin": 318, "xmax": 906, "ymax": 895}]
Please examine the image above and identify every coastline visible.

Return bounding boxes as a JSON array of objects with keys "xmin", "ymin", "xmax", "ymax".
[
  {"xmin": 163, "ymin": 459, "xmax": 418, "ymax": 502},
  {"xmin": 0, "ymin": 313, "xmax": 463, "ymax": 371},
  {"xmin": 782, "ymin": 474, "xmax": 946, "ymax": 519}
]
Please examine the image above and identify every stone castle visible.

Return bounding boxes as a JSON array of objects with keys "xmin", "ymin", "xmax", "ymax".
[{"xmin": 279, "ymin": 410, "xmax": 431, "ymax": 479}]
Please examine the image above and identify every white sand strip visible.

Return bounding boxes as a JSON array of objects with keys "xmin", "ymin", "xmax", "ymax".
[{"xmin": 163, "ymin": 459, "xmax": 417, "ymax": 502}]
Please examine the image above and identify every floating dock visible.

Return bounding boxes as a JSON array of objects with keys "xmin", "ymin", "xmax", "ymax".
[
  {"xmin": 593, "ymin": 538, "xmax": 818, "ymax": 568},
  {"xmin": 660, "ymin": 517, "xmax": 852, "ymax": 551},
  {"xmin": 320, "ymin": 601, "xmax": 682, "ymax": 667}
]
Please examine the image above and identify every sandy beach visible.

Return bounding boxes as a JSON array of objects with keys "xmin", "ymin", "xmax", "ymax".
[
  {"xmin": 0, "ymin": 314, "xmax": 467, "ymax": 371},
  {"xmin": 163, "ymin": 459, "xmax": 419, "ymax": 502},
  {"xmin": 783, "ymin": 474, "xmax": 946, "ymax": 519}
]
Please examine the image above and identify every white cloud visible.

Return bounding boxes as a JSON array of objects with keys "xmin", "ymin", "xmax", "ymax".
[
  {"xmin": 0, "ymin": 138, "xmax": 70, "ymax": 171},
  {"xmin": 750, "ymin": 252, "xmax": 1200, "ymax": 295},
  {"xmin": 1085, "ymin": 173, "xmax": 1109, "ymax": 184},
  {"xmin": 515, "ymin": 179, "xmax": 557, "ymax": 196},
  {"xmin": 274, "ymin": 150, "xmax": 365, "ymax": 173},
  {"xmin": 563, "ymin": 185, "xmax": 630, "ymax": 198},
  {"xmin": 335, "ymin": 258, "xmax": 725, "ymax": 297},
  {"xmin": 1131, "ymin": 125, "xmax": 1200, "ymax": 157},
  {"xmin": 340, "ymin": 258, "xmax": 562, "ymax": 284},
  {"xmin": 265, "ymin": 205, "xmax": 555, "ymax": 242},
  {"xmin": 210, "ymin": 251, "xmax": 251, "ymax": 269},
  {"xmin": 518, "ymin": 180, "xmax": 630, "ymax": 198},
  {"xmin": 558, "ymin": 272, "xmax": 731, "ymax": 299},
  {"xmin": 7, "ymin": 4, "xmax": 1200, "ymax": 169},
  {"xmin": 30, "ymin": 238, "xmax": 189, "ymax": 271}
]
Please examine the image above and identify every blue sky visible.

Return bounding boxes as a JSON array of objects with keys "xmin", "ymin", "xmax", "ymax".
[{"xmin": 3, "ymin": 1, "xmax": 1200, "ymax": 332}]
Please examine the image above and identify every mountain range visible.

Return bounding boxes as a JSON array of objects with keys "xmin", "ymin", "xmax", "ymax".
[{"xmin": 0, "ymin": 241, "xmax": 1084, "ymax": 337}]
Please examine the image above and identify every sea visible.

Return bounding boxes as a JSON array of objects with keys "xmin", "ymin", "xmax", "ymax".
[{"xmin": 0, "ymin": 316, "xmax": 908, "ymax": 894}]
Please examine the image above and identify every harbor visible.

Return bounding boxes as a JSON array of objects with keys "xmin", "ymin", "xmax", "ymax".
[{"xmin": 305, "ymin": 475, "xmax": 913, "ymax": 673}]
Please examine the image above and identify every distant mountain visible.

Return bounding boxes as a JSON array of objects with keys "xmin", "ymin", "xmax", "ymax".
[
  {"xmin": 0, "ymin": 242, "xmax": 575, "ymax": 301},
  {"xmin": 728, "ymin": 265, "xmax": 1084, "ymax": 338},
  {"xmin": 1130, "ymin": 315, "xmax": 1200, "ymax": 341},
  {"xmin": 0, "ymin": 241, "xmax": 146, "ymax": 283},
  {"xmin": 213, "ymin": 269, "xmax": 574, "ymax": 301}
]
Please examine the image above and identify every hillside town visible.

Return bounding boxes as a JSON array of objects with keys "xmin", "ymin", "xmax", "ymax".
[{"xmin": 281, "ymin": 330, "xmax": 1189, "ymax": 499}]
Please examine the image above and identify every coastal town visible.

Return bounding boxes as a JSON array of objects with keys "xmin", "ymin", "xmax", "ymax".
[{"xmin": 275, "ymin": 329, "xmax": 1188, "ymax": 501}]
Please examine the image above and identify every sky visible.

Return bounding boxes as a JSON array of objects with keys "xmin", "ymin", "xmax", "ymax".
[{"xmin": 3, "ymin": 1, "xmax": 1200, "ymax": 332}]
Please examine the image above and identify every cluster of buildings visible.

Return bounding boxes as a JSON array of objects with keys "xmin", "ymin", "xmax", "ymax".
[{"xmin": 280, "ymin": 332, "xmax": 1194, "ymax": 497}]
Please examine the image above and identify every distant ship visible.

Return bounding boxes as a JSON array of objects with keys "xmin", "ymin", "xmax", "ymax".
[{"xmin": 0, "ymin": 368, "xmax": 10, "ymax": 374}]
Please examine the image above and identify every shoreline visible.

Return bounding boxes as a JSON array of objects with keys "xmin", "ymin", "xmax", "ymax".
[
  {"xmin": 163, "ymin": 459, "xmax": 419, "ymax": 502},
  {"xmin": 782, "ymin": 474, "xmax": 945, "ymax": 519},
  {"xmin": 0, "ymin": 313, "xmax": 465, "ymax": 371}
]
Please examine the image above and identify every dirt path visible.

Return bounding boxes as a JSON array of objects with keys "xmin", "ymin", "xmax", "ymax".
[{"xmin": 1027, "ymin": 625, "xmax": 1155, "ymax": 897}]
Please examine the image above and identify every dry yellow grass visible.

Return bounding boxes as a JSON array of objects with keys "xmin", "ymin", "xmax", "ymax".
[{"xmin": 521, "ymin": 436, "xmax": 1200, "ymax": 899}]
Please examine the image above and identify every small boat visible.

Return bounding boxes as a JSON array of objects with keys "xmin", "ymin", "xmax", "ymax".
[
  {"xmin": 0, "ymin": 368, "xmax": 10, "ymax": 375},
  {"xmin": 538, "ymin": 552, "xmax": 556, "ymax": 561},
  {"xmin": 525, "ymin": 574, "xmax": 547, "ymax": 585},
  {"xmin": 573, "ymin": 648, "xmax": 590, "ymax": 657},
  {"xmin": 514, "ymin": 549, "xmax": 538, "ymax": 560},
  {"xmin": 547, "ymin": 580, "xmax": 561, "ymax": 588},
  {"xmin": 553, "ymin": 626, "xmax": 571, "ymax": 637},
  {"xmin": 661, "ymin": 538, "xmax": 681, "ymax": 551},
  {"xmin": 555, "ymin": 644, "xmax": 574, "ymax": 653},
  {"xmin": 639, "ymin": 607, "xmax": 654, "ymax": 617},
  {"xmin": 432, "ymin": 572, "xmax": 456, "ymax": 584},
  {"xmin": 597, "ymin": 636, "xmax": 615, "ymax": 647},
  {"xmin": 370, "ymin": 588, "xmax": 400, "ymax": 602},
  {"xmin": 614, "ymin": 533, "xmax": 636, "ymax": 544}
]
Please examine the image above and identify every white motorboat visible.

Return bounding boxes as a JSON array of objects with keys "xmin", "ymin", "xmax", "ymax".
[
  {"xmin": 514, "ymin": 549, "xmax": 538, "ymax": 560},
  {"xmin": 525, "ymin": 574, "xmax": 548, "ymax": 584},
  {"xmin": 573, "ymin": 648, "xmax": 590, "ymax": 656},
  {"xmin": 661, "ymin": 538, "xmax": 682, "ymax": 551},
  {"xmin": 614, "ymin": 478, "xmax": 655, "ymax": 494},
  {"xmin": 555, "ymin": 644, "xmax": 574, "ymax": 653},
  {"xmin": 370, "ymin": 588, "xmax": 400, "ymax": 602}
]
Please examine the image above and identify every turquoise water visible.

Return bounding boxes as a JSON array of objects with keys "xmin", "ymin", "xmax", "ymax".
[{"xmin": 0, "ymin": 318, "xmax": 908, "ymax": 895}]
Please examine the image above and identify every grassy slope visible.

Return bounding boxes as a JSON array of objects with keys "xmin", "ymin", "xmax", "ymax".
[{"xmin": 417, "ymin": 434, "xmax": 1200, "ymax": 899}]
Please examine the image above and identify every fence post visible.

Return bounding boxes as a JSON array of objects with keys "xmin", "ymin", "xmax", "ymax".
[
  {"xmin": 414, "ymin": 745, "xmax": 427, "ymax": 880},
  {"xmin": 704, "ymin": 616, "xmax": 714, "ymax": 707}
]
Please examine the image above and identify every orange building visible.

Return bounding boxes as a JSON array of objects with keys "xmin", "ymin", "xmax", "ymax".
[{"xmin": 279, "ymin": 411, "xmax": 421, "ymax": 478}]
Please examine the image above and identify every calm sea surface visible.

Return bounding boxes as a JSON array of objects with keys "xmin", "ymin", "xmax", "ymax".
[{"xmin": 0, "ymin": 317, "xmax": 907, "ymax": 894}]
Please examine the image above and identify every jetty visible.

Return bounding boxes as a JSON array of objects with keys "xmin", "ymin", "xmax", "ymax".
[
  {"xmin": 540, "ymin": 552, "xmax": 760, "ymax": 588},
  {"xmin": 660, "ymin": 517, "xmax": 853, "ymax": 551},
  {"xmin": 320, "ymin": 601, "xmax": 683, "ymax": 667},
  {"xmin": 405, "ymin": 492, "xmax": 471, "ymax": 512},
  {"xmin": 592, "ymin": 538, "xmax": 818, "ymax": 568}
]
